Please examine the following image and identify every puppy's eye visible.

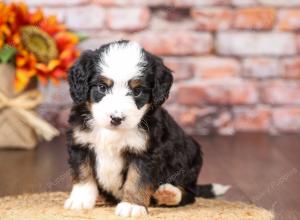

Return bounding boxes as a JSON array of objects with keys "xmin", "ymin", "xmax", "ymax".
[
  {"xmin": 97, "ymin": 84, "xmax": 107, "ymax": 93},
  {"xmin": 133, "ymin": 87, "xmax": 142, "ymax": 97}
]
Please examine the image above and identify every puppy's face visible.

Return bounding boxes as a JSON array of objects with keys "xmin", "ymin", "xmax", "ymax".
[
  {"xmin": 69, "ymin": 41, "xmax": 173, "ymax": 130},
  {"xmin": 89, "ymin": 42, "xmax": 151, "ymax": 130}
]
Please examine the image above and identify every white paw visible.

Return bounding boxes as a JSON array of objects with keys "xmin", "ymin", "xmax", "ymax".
[
  {"xmin": 115, "ymin": 202, "xmax": 148, "ymax": 217},
  {"xmin": 64, "ymin": 182, "xmax": 98, "ymax": 210}
]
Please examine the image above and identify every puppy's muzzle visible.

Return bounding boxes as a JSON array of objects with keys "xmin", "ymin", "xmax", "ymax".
[{"xmin": 110, "ymin": 115, "xmax": 125, "ymax": 126}]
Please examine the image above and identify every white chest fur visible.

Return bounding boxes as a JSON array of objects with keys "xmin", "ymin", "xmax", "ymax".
[
  {"xmin": 95, "ymin": 146, "xmax": 124, "ymax": 198},
  {"xmin": 73, "ymin": 126, "xmax": 148, "ymax": 198}
]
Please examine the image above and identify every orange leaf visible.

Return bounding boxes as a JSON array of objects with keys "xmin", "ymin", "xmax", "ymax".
[
  {"xmin": 15, "ymin": 68, "xmax": 32, "ymax": 93},
  {"xmin": 52, "ymin": 68, "xmax": 66, "ymax": 78},
  {"xmin": 55, "ymin": 32, "xmax": 78, "ymax": 51},
  {"xmin": 29, "ymin": 8, "xmax": 43, "ymax": 24},
  {"xmin": 16, "ymin": 56, "xmax": 26, "ymax": 67},
  {"xmin": 47, "ymin": 59, "xmax": 60, "ymax": 71},
  {"xmin": 35, "ymin": 63, "xmax": 48, "ymax": 73}
]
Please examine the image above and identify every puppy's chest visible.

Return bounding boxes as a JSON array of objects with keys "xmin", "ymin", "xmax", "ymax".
[
  {"xmin": 95, "ymin": 147, "xmax": 124, "ymax": 199},
  {"xmin": 75, "ymin": 127, "xmax": 148, "ymax": 198}
]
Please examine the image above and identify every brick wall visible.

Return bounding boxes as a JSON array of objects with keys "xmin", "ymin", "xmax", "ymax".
[{"xmin": 8, "ymin": 0, "xmax": 300, "ymax": 135}]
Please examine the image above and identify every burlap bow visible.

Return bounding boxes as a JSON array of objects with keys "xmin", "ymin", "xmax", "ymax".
[{"xmin": 0, "ymin": 90, "xmax": 59, "ymax": 141}]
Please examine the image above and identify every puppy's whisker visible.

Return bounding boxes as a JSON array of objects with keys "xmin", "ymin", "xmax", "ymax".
[{"xmin": 140, "ymin": 119, "xmax": 150, "ymax": 133}]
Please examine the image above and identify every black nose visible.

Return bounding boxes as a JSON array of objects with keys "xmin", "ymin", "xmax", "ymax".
[{"xmin": 110, "ymin": 115, "xmax": 125, "ymax": 126}]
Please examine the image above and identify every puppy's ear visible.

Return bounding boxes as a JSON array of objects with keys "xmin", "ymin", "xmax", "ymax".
[
  {"xmin": 152, "ymin": 57, "xmax": 173, "ymax": 106},
  {"xmin": 68, "ymin": 50, "xmax": 96, "ymax": 104}
]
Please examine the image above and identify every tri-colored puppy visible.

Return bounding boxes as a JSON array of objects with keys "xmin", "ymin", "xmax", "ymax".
[{"xmin": 64, "ymin": 40, "xmax": 229, "ymax": 217}]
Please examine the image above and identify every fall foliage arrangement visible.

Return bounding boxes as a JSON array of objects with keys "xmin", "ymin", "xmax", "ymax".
[
  {"xmin": 0, "ymin": 2, "xmax": 81, "ymax": 149},
  {"xmin": 0, "ymin": 2, "xmax": 80, "ymax": 92}
]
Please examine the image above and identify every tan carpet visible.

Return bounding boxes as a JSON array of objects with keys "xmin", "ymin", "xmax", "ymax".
[{"xmin": 0, "ymin": 192, "xmax": 274, "ymax": 220}]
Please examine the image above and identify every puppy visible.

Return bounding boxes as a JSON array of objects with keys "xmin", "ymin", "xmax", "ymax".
[{"xmin": 64, "ymin": 40, "xmax": 229, "ymax": 217}]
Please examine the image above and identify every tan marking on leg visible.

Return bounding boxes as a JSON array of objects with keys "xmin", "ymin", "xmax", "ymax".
[
  {"xmin": 79, "ymin": 160, "xmax": 93, "ymax": 179},
  {"xmin": 122, "ymin": 164, "xmax": 153, "ymax": 207},
  {"xmin": 72, "ymin": 157, "xmax": 94, "ymax": 184}
]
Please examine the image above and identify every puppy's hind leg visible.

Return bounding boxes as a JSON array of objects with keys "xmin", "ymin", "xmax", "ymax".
[{"xmin": 153, "ymin": 184, "xmax": 195, "ymax": 206}]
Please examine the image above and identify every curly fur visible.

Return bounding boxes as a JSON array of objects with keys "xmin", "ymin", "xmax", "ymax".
[{"xmin": 65, "ymin": 40, "xmax": 228, "ymax": 216}]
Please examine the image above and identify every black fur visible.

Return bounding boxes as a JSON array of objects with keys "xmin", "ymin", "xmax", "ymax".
[
  {"xmin": 66, "ymin": 40, "xmax": 217, "ymax": 208},
  {"xmin": 68, "ymin": 50, "xmax": 98, "ymax": 104},
  {"xmin": 136, "ymin": 108, "xmax": 203, "ymax": 205}
]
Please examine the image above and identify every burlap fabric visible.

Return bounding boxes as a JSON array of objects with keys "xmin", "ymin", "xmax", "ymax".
[{"xmin": 0, "ymin": 64, "xmax": 59, "ymax": 149}]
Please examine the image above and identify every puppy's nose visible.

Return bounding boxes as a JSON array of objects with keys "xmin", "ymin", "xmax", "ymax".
[{"xmin": 110, "ymin": 115, "xmax": 125, "ymax": 126}]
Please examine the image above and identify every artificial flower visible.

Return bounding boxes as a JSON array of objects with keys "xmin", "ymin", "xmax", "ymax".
[{"xmin": 0, "ymin": 2, "xmax": 80, "ymax": 93}]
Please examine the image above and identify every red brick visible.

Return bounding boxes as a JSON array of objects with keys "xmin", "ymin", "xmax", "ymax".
[
  {"xmin": 164, "ymin": 58, "xmax": 193, "ymax": 81},
  {"xmin": 166, "ymin": 105, "xmax": 217, "ymax": 134},
  {"xmin": 95, "ymin": 0, "xmax": 171, "ymax": 6},
  {"xmin": 258, "ymin": 0, "xmax": 300, "ymax": 7},
  {"xmin": 231, "ymin": 0, "xmax": 257, "ymax": 6},
  {"xmin": 296, "ymin": 34, "xmax": 300, "ymax": 53},
  {"xmin": 133, "ymin": 31, "xmax": 213, "ymax": 56},
  {"xmin": 213, "ymin": 111, "xmax": 231, "ymax": 127},
  {"xmin": 261, "ymin": 80, "xmax": 300, "ymax": 105},
  {"xmin": 273, "ymin": 108, "xmax": 300, "ymax": 132},
  {"xmin": 177, "ymin": 79, "xmax": 258, "ymax": 106},
  {"xmin": 228, "ymin": 82, "xmax": 258, "ymax": 105},
  {"xmin": 233, "ymin": 107, "xmax": 271, "ymax": 132},
  {"xmin": 107, "ymin": 8, "xmax": 150, "ymax": 32},
  {"xmin": 178, "ymin": 82, "xmax": 229, "ymax": 106},
  {"xmin": 233, "ymin": 8, "xmax": 275, "ymax": 30},
  {"xmin": 192, "ymin": 57, "xmax": 240, "ymax": 79},
  {"xmin": 177, "ymin": 83, "xmax": 208, "ymax": 106},
  {"xmin": 78, "ymin": 33, "xmax": 127, "ymax": 50},
  {"xmin": 173, "ymin": 0, "xmax": 230, "ymax": 7},
  {"xmin": 165, "ymin": 85, "xmax": 177, "ymax": 105},
  {"xmin": 148, "ymin": 7, "xmax": 196, "ymax": 30},
  {"xmin": 282, "ymin": 57, "xmax": 300, "ymax": 79},
  {"xmin": 277, "ymin": 10, "xmax": 300, "ymax": 31},
  {"xmin": 177, "ymin": 108, "xmax": 199, "ymax": 127},
  {"xmin": 66, "ymin": 6, "xmax": 105, "ymax": 30},
  {"xmin": 217, "ymin": 32, "xmax": 297, "ymax": 56},
  {"xmin": 242, "ymin": 58, "xmax": 282, "ymax": 78},
  {"xmin": 150, "ymin": 17, "xmax": 195, "ymax": 31},
  {"xmin": 167, "ymin": 106, "xmax": 214, "ymax": 126},
  {"xmin": 214, "ymin": 112, "xmax": 235, "ymax": 135},
  {"xmin": 227, "ymin": 80, "xmax": 258, "ymax": 105},
  {"xmin": 191, "ymin": 8, "xmax": 233, "ymax": 31},
  {"xmin": 7, "ymin": 0, "xmax": 89, "ymax": 6}
]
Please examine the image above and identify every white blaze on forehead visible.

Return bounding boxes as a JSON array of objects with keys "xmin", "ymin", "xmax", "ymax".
[{"xmin": 100, "ymin": 41, "xmax": 145, "ymax": 82}]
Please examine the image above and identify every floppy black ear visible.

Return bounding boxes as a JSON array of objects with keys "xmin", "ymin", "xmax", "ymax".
[
  {"xmin": 152, "ymin": 57, "xmax": 173, "ymax": 106},
  {"xmin": 68, "ymin": 50, "xmax": 96, "ymax": 104}
]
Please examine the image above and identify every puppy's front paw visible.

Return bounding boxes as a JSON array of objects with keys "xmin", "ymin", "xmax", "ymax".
[
  {"xmin": 115, "ymin": 202, "xmax": 148, "ymax": 217},
  {"xmin": 64, "ymin": 182, "xmax": 97, "ymax": 210},
  {"xmin": 64, "ymin": 194, "xmax": 96, "ymax": 210}
]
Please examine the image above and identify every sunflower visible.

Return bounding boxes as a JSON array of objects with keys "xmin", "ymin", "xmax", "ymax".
[{"xmin": 0, "ymin": 2, "xmax": 80, "ymax": 93}]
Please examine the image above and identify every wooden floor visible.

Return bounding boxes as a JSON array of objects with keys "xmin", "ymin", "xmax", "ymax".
[{"xmin": 0, "ymin": 134, "xmax": 299, "ymax": 219}]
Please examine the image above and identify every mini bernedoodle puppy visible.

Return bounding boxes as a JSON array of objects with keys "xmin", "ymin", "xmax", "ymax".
[{"xmin": 64, "ymin": 40, "xmax": 230, "ymax": 217}]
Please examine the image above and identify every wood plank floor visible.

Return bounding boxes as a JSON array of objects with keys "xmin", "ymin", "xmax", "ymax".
[{"xmin": 0, "ymin": 134, "xmax": 299, "ymax": 219}]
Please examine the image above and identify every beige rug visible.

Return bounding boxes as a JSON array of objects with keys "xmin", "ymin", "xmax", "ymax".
[{"xmin": 0, "ymin": 192, "xmax": 274, "ymax": 220}]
